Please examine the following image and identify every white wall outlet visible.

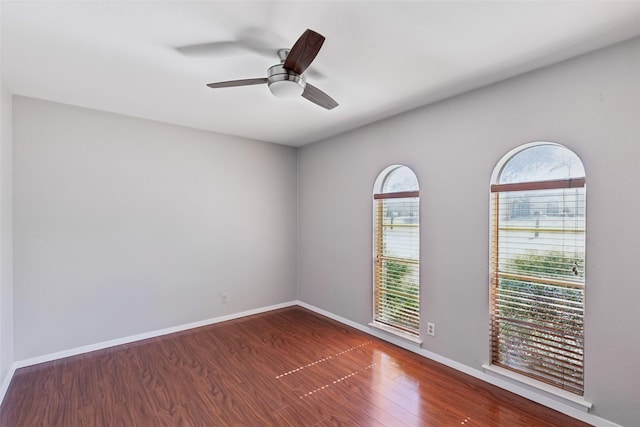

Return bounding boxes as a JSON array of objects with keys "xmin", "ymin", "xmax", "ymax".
[
  {"xmin": 427, "ymin": 322, "xmax": 435, "ymax": 336},
  {"xmin": 220, "ymin": 292, "xmax": 229, "ymax": 304}
]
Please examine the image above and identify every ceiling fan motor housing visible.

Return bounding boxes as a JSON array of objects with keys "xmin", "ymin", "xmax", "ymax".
[{"xmin": 267, "ymin": 64, "xmax": 306, "ymax": 98}]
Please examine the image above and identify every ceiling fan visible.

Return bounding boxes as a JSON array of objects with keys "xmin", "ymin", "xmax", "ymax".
[{"xmin": 204, "ymin": 29, "xmax": 338, "ymax": 110}]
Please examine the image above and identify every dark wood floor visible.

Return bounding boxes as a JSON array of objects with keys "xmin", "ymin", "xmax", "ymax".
[{"xmin": 0, "ymin": 306, "xmax": 591, "ymax": 426}]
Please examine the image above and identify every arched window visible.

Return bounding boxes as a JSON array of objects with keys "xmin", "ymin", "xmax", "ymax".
[
  {"xmin": 373, "ymin": 165, "xmax": 420, "ymax": 338},
  {"xmin": 490, "ymin": 142, "xmax": 586, "ymax": 395}
]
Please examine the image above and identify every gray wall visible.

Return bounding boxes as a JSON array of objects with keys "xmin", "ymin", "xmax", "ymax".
[
  {"xmin": 0, "ymin": 82, "xmax": 14, "ymax": 385},
  {"xmin": 13, "ymin": 97, "xmax": 298, "ymax": 360},
  {"xmin": 298, "ymin": 37, "xmax": 640, "ymax": 426}
]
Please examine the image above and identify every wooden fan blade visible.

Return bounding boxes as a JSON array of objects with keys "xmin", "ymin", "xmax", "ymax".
[
  {"xmin": 206, "ymin": 78, "xmax": 268, "ymax": 89},
  {"xmin": 283, "ymin": 29, "xmax": 325, "ymax": 75},
  {"xmin": 302, "ymin": 83, "xmax": 338, "ymax": 110}
]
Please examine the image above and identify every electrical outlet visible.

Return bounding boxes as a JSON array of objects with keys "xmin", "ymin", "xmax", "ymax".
[
  {"xmin": 220, "ymin": 292, "xmax": 229, "ymax": 304},
  {"xmin": 427, "ymin": 322, "xmax": 435, "ymax": 336}
]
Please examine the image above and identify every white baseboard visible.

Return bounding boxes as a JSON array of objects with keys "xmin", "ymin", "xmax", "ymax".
[
  {"xmin": 296, "ymin": 301, "xmax": 622, "ymax": 427},
  {"xmin": 0, "ymin": 300, "xmax": 623, "ymax": 427},
  {"xmin": 11, "ymin": 301, "xmax": 297, "ymax": 372},
  {"xmin": 0, "ymin": 364, "xmax": 16, "ymax": 407},
  {"xmin": 0, "ymin": 301, "xmax": 294, "ymax": 406}
]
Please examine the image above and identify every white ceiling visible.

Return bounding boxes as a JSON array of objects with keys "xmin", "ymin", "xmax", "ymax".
[{"xmin": 2, "ymin": 1, "xmax": 640, "ymax": 147}]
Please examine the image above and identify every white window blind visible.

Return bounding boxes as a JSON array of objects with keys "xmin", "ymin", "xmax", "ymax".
[
  {"xmin": 374, "ymin": 191, "xmax": 420, "ymax": 335},
  {"xmin": 490, "ymin": 178, "xmax": 586, "ymax": 395}
]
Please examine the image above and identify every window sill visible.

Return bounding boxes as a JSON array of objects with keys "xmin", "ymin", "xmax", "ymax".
[
  {"xmin": 368, "ymin": 322, "xmax": 423, "ymax": 346},
  {"xmin": 482, "ymin": 364, "xmax": 592, "ymax": 412}
]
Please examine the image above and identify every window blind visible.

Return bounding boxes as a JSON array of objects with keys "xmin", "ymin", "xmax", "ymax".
[
  {"xmin": 374, "ymin": 191, "xmax": 420, "ymax": 335},
  {"xmin": 490, "ymin": 178, "xmax": 586, "ymax": 395}
]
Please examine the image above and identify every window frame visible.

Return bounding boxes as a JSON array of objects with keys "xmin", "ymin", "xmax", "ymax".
[
  {"xmin": 489, "ymin": 142, "xmax": 586, "ymax": 396},
  {"xmin": 371, "ymin": 165, "xmax": 421, "ymax": 342}
]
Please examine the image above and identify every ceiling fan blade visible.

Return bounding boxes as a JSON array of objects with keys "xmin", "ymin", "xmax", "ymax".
[
  {"xmin": 302, "ymin": 83, "xmax": 338, "ymax": 110},
  {"xmin": 206, "ymin": 78, "xmax": 268, "ymax": 89},
  {"xmin": 177, "ymin": 41, "xmax": 245, "ymax": 57},
  {"xmin": 177, "ymin": 28, "xmax": 286, "ymax": 58},
  {"xmin": 283, "ymin": 29, "xmax": 325, "ymax": 75}
]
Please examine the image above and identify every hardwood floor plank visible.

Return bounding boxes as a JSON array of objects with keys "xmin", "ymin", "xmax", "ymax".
[{"xmin": 0, "ymin": 307, "xmax": 592, "ymax": 427}]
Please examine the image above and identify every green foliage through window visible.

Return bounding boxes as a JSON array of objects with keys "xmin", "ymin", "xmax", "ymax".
[{"xmin": 377, "ymin": 260, "xmax": 419, "ymax": 332}]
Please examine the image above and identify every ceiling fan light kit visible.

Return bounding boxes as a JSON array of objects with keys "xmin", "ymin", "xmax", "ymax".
[
  {"xmin": 203, "ymin": 29, "xmax": 338, "ymax": 110},
  {"xmin": 267, "ymin": 64, "xmax": 306, "ymax": 98}
]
